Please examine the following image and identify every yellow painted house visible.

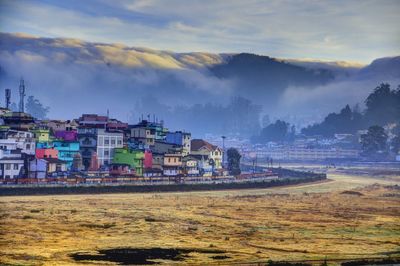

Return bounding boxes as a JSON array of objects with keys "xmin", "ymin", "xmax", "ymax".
[{"xmin": 33, "ymin": 128, "xmax": 50, "ymax": 143}]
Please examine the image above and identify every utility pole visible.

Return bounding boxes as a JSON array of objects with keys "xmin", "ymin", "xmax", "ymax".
[
  {"xmin": 5, "ymin": 89, "xmax": 11, "ymax": 109},
  {"xmin": 19, "ymin": 78, "xmax": 26, "ymax": 113}
]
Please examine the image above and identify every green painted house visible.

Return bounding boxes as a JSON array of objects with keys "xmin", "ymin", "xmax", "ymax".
[
  {"xmin": 112, "ymin": 148, "xmax": 144, "ymax": 176},
  {"xmin": 33, "ymin": 128, "xmax": 51, "ymax": 143}
]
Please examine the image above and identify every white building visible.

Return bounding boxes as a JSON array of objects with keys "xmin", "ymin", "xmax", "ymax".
[
  {"xmin": 191, "ymin": 139, "xmax": 223, "ymax": 169},
  {"xmin": 253, "ymin": 147, "xmax": 359, "ymax": 161},
  {"xmin": 96, "ymin": 129, "xmax": 123, "ymax": 166},
  {"xmin": 0, "ymin": 150, "xmax": 25, "ymax": 179},
  {"xmin": 0, "ymin": 130, "xmax": 35, "ymax": 155}
]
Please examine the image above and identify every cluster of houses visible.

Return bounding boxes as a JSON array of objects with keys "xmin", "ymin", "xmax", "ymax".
[{"xmin": 0, "ymin": 110, "xmax": 224, "ymax": 180}]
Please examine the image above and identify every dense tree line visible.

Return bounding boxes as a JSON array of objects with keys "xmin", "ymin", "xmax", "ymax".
[
  {"xmin": 133, "ymin": 95, "xmax": 262, "ymax": 137},
  {"xmin": 9, "ymin": 95, "xmax": 50, "ymax": 119},
  {"xmin": 301, "ymin": 83, "xmax": 400, "ymax": 137},
  {"xmin": 251, "ymin": 120, "xmax": 295, "ymax": 143},
  {"xmin": 359, "ymin": 124, "xmax": 400, "ymax": 159}
]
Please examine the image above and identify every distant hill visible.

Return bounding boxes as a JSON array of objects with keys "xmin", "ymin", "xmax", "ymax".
[
  {"xmin": 0, "ymin": 32, "xmax": 399, "ymax": 134},
  {"xmin": 210, "ymin": 53, "xmax": 335, "ymax": 102},
  {"xmin": 359, "ymin": 56, "xmax": 400, "ymax": 79}
]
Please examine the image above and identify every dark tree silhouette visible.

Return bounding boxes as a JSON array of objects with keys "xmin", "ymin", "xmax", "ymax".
[
  {"xmin": 360, "ymin": 126, "xmax": 388, "ymax": 158},
  {"xmin": 227, "ymin": 148, "xmax": 241, "ymax": 175},
  {"xmin": 25, "ymin": 96, "xmax": 49, "ymax": 119},
  {"xmin": 391, "ymin": 135, "xmax": 400, "ymax": 154},
  {"xmin": 252, "ymin": 120, "xmax": 290, "ymax": 143},
  {"xmin": 364, "ymin": 83, "xmax": 400, "ymax": 126},
  {"xmin": 302, "ymin": 83, "xmax": 400, "ymax": 137}
]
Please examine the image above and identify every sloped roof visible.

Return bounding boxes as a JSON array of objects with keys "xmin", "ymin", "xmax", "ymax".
[
  {"xmin": 191, "ymin": 139, "xmax": 219, "ymax": 151},
  {"xmin": 43, "ymin": 158, "xmax": 67, "ymax": 164},
  {"xmin": 190, "ymin": 154, "xmax": 210, "ymax": 161}
]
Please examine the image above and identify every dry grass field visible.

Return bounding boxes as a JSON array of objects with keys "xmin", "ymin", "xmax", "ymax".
[{"xmin": 1, "ymin": 171, "xmax": 400, "ymax": 265}]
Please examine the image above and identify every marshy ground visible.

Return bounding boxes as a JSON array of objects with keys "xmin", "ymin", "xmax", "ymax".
[{"xmin": 0, "ymin": 168, "xmax": 399, "ymax": 265}]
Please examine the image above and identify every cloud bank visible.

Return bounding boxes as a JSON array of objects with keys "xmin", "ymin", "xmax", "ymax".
[
  {"xmin": 0, "ymin": 33, "xmax": 399, "ymax": 135},
  {"xmin": 1, "ymin": 0, "xmax": 399, "ymax": 63}
]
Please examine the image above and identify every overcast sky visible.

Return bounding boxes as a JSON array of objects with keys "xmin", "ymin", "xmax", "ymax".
[{"xmin": 1, "ymin": 0, "xmax": 399, "ymax": 63}]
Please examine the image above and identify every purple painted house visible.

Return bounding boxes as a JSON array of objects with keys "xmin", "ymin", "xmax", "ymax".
[{"xmin": 54, "ymin": 130, "xmax": 77, "ymax": 141}]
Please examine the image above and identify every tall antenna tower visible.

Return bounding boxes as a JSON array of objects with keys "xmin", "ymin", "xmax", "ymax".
[
  {"xmin": 19, "ymin": 78, "xmax": 26, "ymax": 113},
  {"xmin": 5, "ymin": 89, "xmax": 11, "ymax": 109}
]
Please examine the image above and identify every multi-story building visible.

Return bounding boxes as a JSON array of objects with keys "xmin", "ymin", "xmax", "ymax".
[
  {"xmin": 0, "ymin": 149, "xmax": 25, "ymax": 179},
  {"xmin": 77, "ymin": 127, "xmax": 98, "ymax": 169},
  {"xmin": 96, "ymin": 129, "xmax": 123, "ymax": 166},
  {"xmin": 2, "ymin": 112, "xmax": 35, "ymax": 130},
  {"xmin": 163, "ymin": 153, "xmax": 182, "ymax": 176},
  {"xmin": 54, "ymin": 129, "xmax": 77, "ymax": 141},
  {"xmin": 106, "ymin": 119, "xmax": 129, "ymax": 131},
  {"xmin": 153, "ymin": 141, "xmax": 183, "ymax": 154},
  {"xmin": 183, "ymin": 156, "xmax": 199, "ymax": 176},
  {"xmin": 191, "ymin": 154, "xmax": 213, "ymax": 176},
  {"xmin": 32, "ymin": 128, "xmax": 50, "ymax": 143},
  {"xmin": 36, "ymin": 148, "xmax": 58, "ymax": 159},
  {"xmin": 38, "ymin": 119, "xmax": 78, "ymax": 132},
  {"xmin": 112, "ymin": 148, "xmax": 144, "ymax": 176},
  {"xmin": 78, "ymin": 114, "xmax": 108, "ymax": 128},
  {"xmin": 129, "ymin": 120, "xmax": 168, "ymax": 146},
  {"xmin": 0, "ymin": 129, "xmax": 35, "ymax": 155},
  {"xmin": 28, "ymin": 158, "xmax": 47, "ymax": 178},
  {"xmin": 191, "ymin": 139, "xmax": 223, "ymax": 170},
  {"xmin": 53, "ymin": 140, "xmax": 80, "ymax": 169},
  {"xmin": 44, "ymin": 158, "xmax": 67, "ymax": 175},
  {"xmin": 166, "ymin": 131, "xmax": 191, "ymax": 156},
  {"xmin": 143, "ymin": 150, "xmax": 153, "ymax": 169},
  {"xmin": 129, "ymin": 122, "xmax": 156, "ymax": 146},
  {"xmin": 152, "ymin": 152, "xmax": 164, "ymax": 170}
]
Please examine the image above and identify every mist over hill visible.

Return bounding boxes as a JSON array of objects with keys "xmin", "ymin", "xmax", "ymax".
[{"xmin": 0, "ymin": 32, "xmax": 399, "ymax": 136}]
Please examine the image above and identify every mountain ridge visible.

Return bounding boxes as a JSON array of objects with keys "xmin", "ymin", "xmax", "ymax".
[{"xmin": 0, "ymin": 32, "xmax": 398, "ymax": 133}]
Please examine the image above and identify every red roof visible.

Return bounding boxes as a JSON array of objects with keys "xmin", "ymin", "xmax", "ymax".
[{"xmin": 191, "ymin": 139, "xmax": 219, "ymax": 152}]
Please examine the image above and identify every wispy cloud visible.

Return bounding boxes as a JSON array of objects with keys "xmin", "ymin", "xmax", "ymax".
[{"xmin": 1, "ymin": 0, "xmax": 399, "ymax": 63}]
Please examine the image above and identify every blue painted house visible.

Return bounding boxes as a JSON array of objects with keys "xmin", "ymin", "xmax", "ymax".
[
  {"xmin": 29, "ymin": 158, "xmax": 47, "ymax": 178},
  {"xmin": 36, "ymin": 142, "xmax": 53, "ymax": 149},
  {"xmin": 53, "ymin": 141, "xmax": 80, "ymax": 170},
  {"xmin": 166, "ymin": 131, "xmax": 191, "ymax": 155}
]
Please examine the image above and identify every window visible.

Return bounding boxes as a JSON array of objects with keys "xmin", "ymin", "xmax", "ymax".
[
  {"xmin": 111, "ymin": 139, "xmax": 115, "ymax": 145},
  {"xmin": 117, "ymin": 140, "xmax": 122, "ymax": 145},
  {"xmin": 104, "ymin": 150, "xmax": 109, "ymax": 156},
  {"xmin": 5, "ymin": 175, "xmax": 10, "ymax": 178},
  {"xmin": 83, "ymin": 138, "xmax": 91, "ymax": 145},
  {"xmin": 104, "ymin": 139, "xmax": 109, "ymax": 145},
  {"xmin": 5, "ymin": 164, "xmax": 11, "ymax": 170},
  {"xmin": 26, "ymin": 144, "xmax": 31, "ymax": 150}
]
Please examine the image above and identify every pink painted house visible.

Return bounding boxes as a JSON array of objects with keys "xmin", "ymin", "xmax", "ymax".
[
  {"xmin": 36, "ymin": 148, "xmax": 58, "ymax": 159},
  {"xmin": 144, "ymin": 150, "xmax": 153, "ymax": 169}
]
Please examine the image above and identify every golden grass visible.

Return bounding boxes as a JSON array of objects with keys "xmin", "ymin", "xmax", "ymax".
[{"xmin": 0, "ymin": 173, "xmax": 399, "ymax": 265}]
